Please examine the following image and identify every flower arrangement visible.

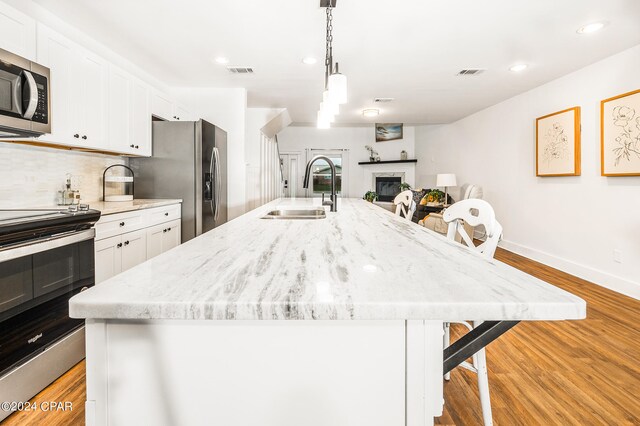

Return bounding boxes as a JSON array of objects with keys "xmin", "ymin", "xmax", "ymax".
[
  {"xmin": 365, "ymin": 145, "xmax": 380, "ymax": 162},
  {"xmin": 420, "ymin": 189, "xmax": 445, "ymax": 205}
]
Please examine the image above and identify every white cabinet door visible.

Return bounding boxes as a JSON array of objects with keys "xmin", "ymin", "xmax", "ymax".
[
  {"xmin": 107, "ymin": 67, "xmax": 151, "ymax": 156},
  {"xmin": 146, "ymin": 220, "xmax": 181, "ymax": 260},
  {"xmin": 151, "ymin": 91, "xmax": 173, "ymax": 121},
  {"xmin": 163, "ymin": 221, "xmax": 181, "ymax": 252},
  {"xmin": 146, "ymin": 223, "xmax": 165, "ymax": 260},
  {"xmin": 95, "ymin": 235, "xmax": 122, "ymax": 284},
  {"xmin": 36, "ymin": 24, "xmax": 77, "ymax": 145},
  {"xmin": 172, "ymin": 104, "xmax": 192, "ymax": 121},
  {"xmin": 130, "ymin": 78, "xmax": 151, "ymax": 156},
  {"xmin": 77, "ymin": 49, "xmax": 108, "ymax": 149},
  {"xmin": 0, "ymin": 2, "xmax": 36, "ymax": 60},
  {"xmin": 37, "ymin": 25, "xmax": 108, "ymax": 150},
  {"xmin": 107, "ymin": 65, "xmax": 132, "ymax": 153},
  {"xmin": 121, "ymin": 229, "xmax": 147, "ymax": 271}
]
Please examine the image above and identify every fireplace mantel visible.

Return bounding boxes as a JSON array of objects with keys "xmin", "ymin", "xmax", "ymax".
[{"xmin": 358, "ymin": 159, "xmax": 417, "ymax": 165}]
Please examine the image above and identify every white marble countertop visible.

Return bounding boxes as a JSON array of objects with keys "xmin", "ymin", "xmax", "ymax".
[
  {"xmin": 88, "ymin": 199, "xmax": 182, "ymax": 215},
  {"xmin": 70, "ymin": 198, "xmax": 586, "ymax": 321}
]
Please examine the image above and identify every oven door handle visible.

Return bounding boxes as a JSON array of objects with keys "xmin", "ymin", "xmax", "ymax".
[
  {"xmin": 0, "ymin": 229, "xmax": 95, "ymax": 263},
  {"xmin": 21, "ymin": 70, "xmax": 39, "ymax": 120}
]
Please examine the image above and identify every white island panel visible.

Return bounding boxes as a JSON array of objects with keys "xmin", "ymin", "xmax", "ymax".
[{"xmin": 85, "ymin": 320, "xmax": 427, "ymax": 426}]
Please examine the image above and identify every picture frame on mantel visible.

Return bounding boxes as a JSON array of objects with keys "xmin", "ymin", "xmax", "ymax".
[
  {"xmin": 375, "ymin": 123, "xmax": 403, "ymax": 142},
  {"xmin": 601, "ymin": 88, "xmax": 640, "ymax": 176},
  {"xmin": 535, "ymin": 107, "xmax": 581, "ymax": 177}
]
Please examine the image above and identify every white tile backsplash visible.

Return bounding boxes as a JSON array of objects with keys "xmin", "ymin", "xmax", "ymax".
[{"xmin": 0, "ymin": 142, "xmax": 127, "ymax": 208}]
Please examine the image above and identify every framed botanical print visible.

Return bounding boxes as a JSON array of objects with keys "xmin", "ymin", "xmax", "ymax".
[
  {"xmin": 601, "ymin": 89, "xmax": 640, "ymax": 176},
  {"xmin": 536, "ymin": 107, "xmax": 581, "ymax": 176}
]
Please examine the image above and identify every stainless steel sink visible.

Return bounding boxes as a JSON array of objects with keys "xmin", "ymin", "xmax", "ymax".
[{"xmin": 261, "ymin": 208, "xmax": 327, "ymax": 220}]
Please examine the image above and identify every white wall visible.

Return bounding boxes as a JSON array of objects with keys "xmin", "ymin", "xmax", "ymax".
[
  {"xmin": 174, "ymin": 88, "xmax": 248, "ymax": 220},
  {"xmin": 278, "ymin": 126, "xmax": 416, "ymax": 198},
  {"xmin": 0, "ymin": 143, "xmax": 126, "ymax": 208},
  {"xmin": 415, "ymin": 44, "xmax": 640, "ymax": 299}
]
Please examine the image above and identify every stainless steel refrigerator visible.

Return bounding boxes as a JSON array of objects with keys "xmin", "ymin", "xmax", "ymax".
[{"xmin": 130, "ymin": 119, "xmax": 228, "ymax": 242}]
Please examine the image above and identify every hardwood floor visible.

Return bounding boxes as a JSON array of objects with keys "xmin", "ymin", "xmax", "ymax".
[{"xmin": 2, "ymin": 246, "xmax": 639, "ymax": 425}]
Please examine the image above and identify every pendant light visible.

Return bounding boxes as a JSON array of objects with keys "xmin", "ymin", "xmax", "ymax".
[
  {"xmin": 317, "ymin": 110, "xmax": 330, "ymax": 129},
  {"xmin": 328, "ymin": 62, "xmax": 347, "ymax": 105},
  {"xmin": 323, "ymin": 90, "xmax": 339, "ymax": 116},
  {"xmin": 317, "ymin": 0, "xmax": 347, "ymax": 129}
]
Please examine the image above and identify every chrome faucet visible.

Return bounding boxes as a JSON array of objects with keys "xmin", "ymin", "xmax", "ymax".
[{"xmin": 303, "ymin": 155, "xmax": 337, "ymax": 212}]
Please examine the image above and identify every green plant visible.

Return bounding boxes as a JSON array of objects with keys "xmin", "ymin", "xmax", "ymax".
[
  {"xmin": 399, "ymin": 182, "xmax": 412, "ymax": 191},
  {"xmin": 363, "ymin": 191, "xmax": 378, "ymax": 202}
]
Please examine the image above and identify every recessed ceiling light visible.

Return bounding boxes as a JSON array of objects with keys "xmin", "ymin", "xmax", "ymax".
[
  {"xmin": 362, "ymin": 109, "xmax": 380, "ymax": 117},
  {"xmin": 577, "ymin": 21, "xmax": 607, "ymax": 34},
  {"xmin": 214, "ymin": 57, "xmax": 229, "ymax": 64},
  {"xmin": 509, "ymin": 64, "xmax": 528, "ymax": 72},
  {"xmin": 302, "ymin": 57, "xmax": 317, "ymax": 65}
]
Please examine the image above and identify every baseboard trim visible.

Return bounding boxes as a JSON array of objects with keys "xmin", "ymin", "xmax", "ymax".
[{"xmin": 498, "ymin": 239, "xmax": 640, "ymax": 300}]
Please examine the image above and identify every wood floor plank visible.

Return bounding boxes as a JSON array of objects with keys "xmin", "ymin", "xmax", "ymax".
[{"xmin": 1, "ymin": 245, "xmax": 638, "ymax": 425}]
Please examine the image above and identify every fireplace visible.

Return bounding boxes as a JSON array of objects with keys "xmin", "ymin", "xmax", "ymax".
[{"xmin": 375, "ymin": 175, "xmax": 402, "ymax": 202}]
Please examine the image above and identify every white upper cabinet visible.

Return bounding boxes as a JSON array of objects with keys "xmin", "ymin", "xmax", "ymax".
[
  {"xmin": 37, "ymin": 24, "xmax": 107, "ymax": 149},
  {"xmin": 108, "ymin": 66, "xmax": 152, "ymax": 156},
  {"xmin": 108, "ymin": 65, "xmax": 132, "ymax": 153},
  {"xmin": 36, "ymin": 24, "xmax": 77, "ymax": 146},
  {"xmin": 0, "ymin": 2, "xmax": 36, "ymax": 60},
  {"xmin": 151, "ymin": 91, "xmax": 173, "ymax": 121},
  {"xmin": 152, "ymin": 92, "xmax": 194, "ymax": 122},
  {"xmin": 76, "ymin": 49, "xmax": 108, "ymax": 149},
  {"xmin": 129, "ymin": 77, "xmax": 152, "ymax": 156},
  {"xmin": 172, "ymin": 104, "xmax": 193, "ymax": 121},
  {"xmin": 23, "ymin": 17, "xmax": 183, "ymax": 156}
]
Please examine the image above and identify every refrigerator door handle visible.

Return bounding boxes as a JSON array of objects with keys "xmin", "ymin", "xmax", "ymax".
[
  {"xmin": 209, "ymin": 147, "xmax": 216, "ymax": 219},
  {"xmin": 213, "ymin": 147, "xmax": 221, "ymax": 222}
]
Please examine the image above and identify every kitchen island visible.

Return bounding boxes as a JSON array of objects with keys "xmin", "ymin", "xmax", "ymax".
[{"xmin": 70, "ymin": 198, "xmax": 585, "ymax": 426}]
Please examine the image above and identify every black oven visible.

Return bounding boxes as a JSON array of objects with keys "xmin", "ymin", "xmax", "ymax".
[
  {"xmin": 0, "ymin": 47, "xmax": 51, "ymax": 138},
  {"xmin": 0, "ymin": 209, "xmax": 100, "ymax": 385}
]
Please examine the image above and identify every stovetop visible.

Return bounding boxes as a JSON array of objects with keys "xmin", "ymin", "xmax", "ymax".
[
  {"xmin": 0, "ymin": 208, "xmax": 101, "ymax": 248},
  {"xmin": 0, "ymin": 209, "xmax": 95, "ymax": 226}
]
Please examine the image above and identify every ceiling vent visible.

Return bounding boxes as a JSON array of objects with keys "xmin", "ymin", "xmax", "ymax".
[
  {"xmin": 227, "ymin": 66, "xmax": 254, "ymax": 74},
  {"xmin": 374, "ymin": 97, "xmax": 395, "ymax": 103},
  {"xmin": 457, "ymin": 69, "xmax": 485, "ymax": 76}
]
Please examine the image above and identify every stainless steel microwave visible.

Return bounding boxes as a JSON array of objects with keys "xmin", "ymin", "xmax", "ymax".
[{"xmin": 0, "ymin": 48, "xmax": 51, "ymax": 138}]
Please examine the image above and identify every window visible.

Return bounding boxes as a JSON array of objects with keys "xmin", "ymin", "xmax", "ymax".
[{"xmin": 310, "ymin": 155, "xmax": 342, "ymax": 196}]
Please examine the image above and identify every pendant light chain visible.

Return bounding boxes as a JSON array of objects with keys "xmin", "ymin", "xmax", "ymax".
[
  {"xmin": 318, "ymin": 1, "xmax": 346, "ymax": 129},
  {"xmin": 325, "ymin": 5, "xmax": 334, "ymax": 89}
]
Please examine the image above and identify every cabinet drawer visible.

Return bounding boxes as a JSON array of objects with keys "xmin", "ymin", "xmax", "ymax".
[
  {"xmin": 147, "ymin": 204, "xmax": 181, "ymax": 227},
  {"xmin": 95, "ymin": 210, "xmax": 145, "ymax": 241}
]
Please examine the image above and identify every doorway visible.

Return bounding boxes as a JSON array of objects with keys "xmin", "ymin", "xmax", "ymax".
[{"xmin": 280, "ymin": 152, "xmax": 302, "ymax": 198}]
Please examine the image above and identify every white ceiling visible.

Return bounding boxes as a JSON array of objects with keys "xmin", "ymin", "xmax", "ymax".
[{"xmin": 34, "ymin": 0, "xmax": 640, "ymax": 124}]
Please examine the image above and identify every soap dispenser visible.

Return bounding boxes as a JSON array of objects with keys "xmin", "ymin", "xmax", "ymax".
[{"xmin": 58, "ymin": 174, "xmax": 73, "ymax": 206}]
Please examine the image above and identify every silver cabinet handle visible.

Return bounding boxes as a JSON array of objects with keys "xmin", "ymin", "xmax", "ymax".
[{"xmin": 21, "ymin": 70, "xmax": 38, "ymax": 120}]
